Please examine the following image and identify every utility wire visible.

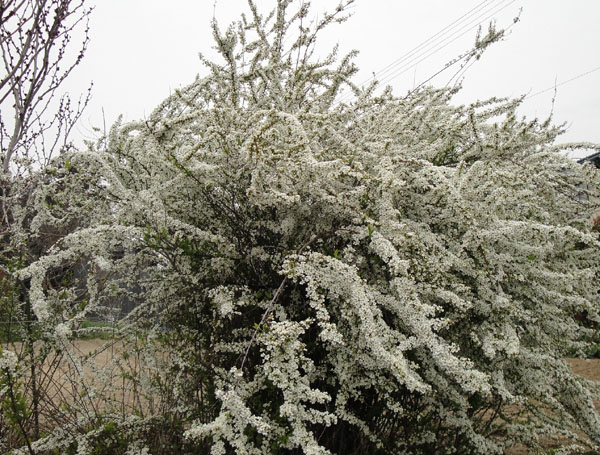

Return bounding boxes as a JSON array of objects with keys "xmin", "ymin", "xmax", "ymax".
[
  {"xmin": 405, "ymin": 3, "xmax": 520, "ymax": 98},
  {"xmin": 355, "ymin": 0, "xmax": 497, "ymax": 86},
  {"xmin": 378, "ymin": 0, "xmax": 516, "ymax": 90},
  {"xmin": 336, "ymin": 0, "xmax": 500, "ymax": 103},
  {"xmin": 336, "ymin": 0, "xmax": 511, "ymax": 104},
  {"xmin": 524, "ymin": 65, "xmax": 600, "ymax": 100}
]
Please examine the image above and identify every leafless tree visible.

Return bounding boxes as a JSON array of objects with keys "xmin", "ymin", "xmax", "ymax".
[
  {"xmin": 0, "ymin": 0, "xmax": 92, "ymax": 174},
  {"xmin": 0, "ymin": 2, "xmax": 93, "ymax": 452}
]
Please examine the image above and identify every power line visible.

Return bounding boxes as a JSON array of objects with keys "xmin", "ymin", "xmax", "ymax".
[
  {"xmin": 524, "ymin": 65, "xmax": 600, "ymax": 100},
  {"xmin": 359, "ymin": 0, "xmax": 498, "ymax": 85},
  {"xmin": 378, "ymin": 0, "xmax": 516, "ymax": 90},
  {"xmin": 336, "ymin": 0, "xmax": 514, "ymax": 104},
  {"xmin": 405, "ymin": 2, "xmax": 521, "ymax": 98},
  {"xmin": 336, "ymin": 0, "xmax": 502, "ymax": 103}
]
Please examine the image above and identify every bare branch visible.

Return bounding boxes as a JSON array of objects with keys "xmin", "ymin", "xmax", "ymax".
[{"xmin": 0, "ymin": 0, "xmax": 92, "ymax": 173}]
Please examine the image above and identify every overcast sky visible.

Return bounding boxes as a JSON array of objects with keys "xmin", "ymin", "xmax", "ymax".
[{"xmin": 64, "ymin": 0, "xmax": 600, "ymax": 158}]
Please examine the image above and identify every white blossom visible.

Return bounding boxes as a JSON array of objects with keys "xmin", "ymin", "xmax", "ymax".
[{"xmin": 7, "ymin": 1, "xmax": 600, "ymax": 454}]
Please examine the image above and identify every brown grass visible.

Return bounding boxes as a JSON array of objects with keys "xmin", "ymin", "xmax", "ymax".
[
  {"xmin": 5, "ymin": 340, "xmax": 600, "ymax": 453},
  {"xmin": 3, "ymin": 337, "xmax": 169, "ymax": 435}
]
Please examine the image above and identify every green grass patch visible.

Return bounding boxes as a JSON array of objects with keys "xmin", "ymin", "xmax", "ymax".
[{"xmin": 76, "ymin": 320, "xmax": 120, "ymax": 340}]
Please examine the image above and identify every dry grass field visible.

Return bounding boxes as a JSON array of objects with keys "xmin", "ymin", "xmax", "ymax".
[
  {"xmin": 4, "ymin": 339, "xmax": 600, "ymax": 454},
  {"xmin": 4, "ymin": 337, "xmax": 169, "ymax": 436}
]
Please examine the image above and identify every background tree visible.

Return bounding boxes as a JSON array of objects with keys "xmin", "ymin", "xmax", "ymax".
[
  {"xmin": 0, "ymin": 1, "xmax": 92, "ymax": 452},
  {"xmin": 0, "ymin": 0, "xmax": 91, "ymax": 172}
]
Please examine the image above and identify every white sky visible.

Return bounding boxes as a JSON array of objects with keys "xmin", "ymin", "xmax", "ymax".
[{"xmin": 64, "ymin": 0, "xmax": 600, "ymax": 158}]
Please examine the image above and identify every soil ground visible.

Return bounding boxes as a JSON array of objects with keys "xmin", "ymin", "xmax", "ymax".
[
  {"xmin": 500, "ymin": 358, "xmax": 600, "ymax": 455},
  {"xmin": 566, "ymin": 357, "xmax": 600, "ymax": 382}
]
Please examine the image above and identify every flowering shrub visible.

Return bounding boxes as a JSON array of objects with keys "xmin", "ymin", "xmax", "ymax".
[{"xmin": 14, "ymin": 1, "xmax": 600, "ymax": 454}]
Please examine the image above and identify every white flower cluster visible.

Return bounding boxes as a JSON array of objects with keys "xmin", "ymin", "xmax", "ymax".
[
  {"xmin": 185, "ymin": 372, "xmax": 271, "ymax": 455},
  {"xmin": 9, "ymin": 0, "xmax": 600, "ymax": 453},
  {"xmin": 0, "ymin": 349, "xmax": 17, "ymax": 373}
]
